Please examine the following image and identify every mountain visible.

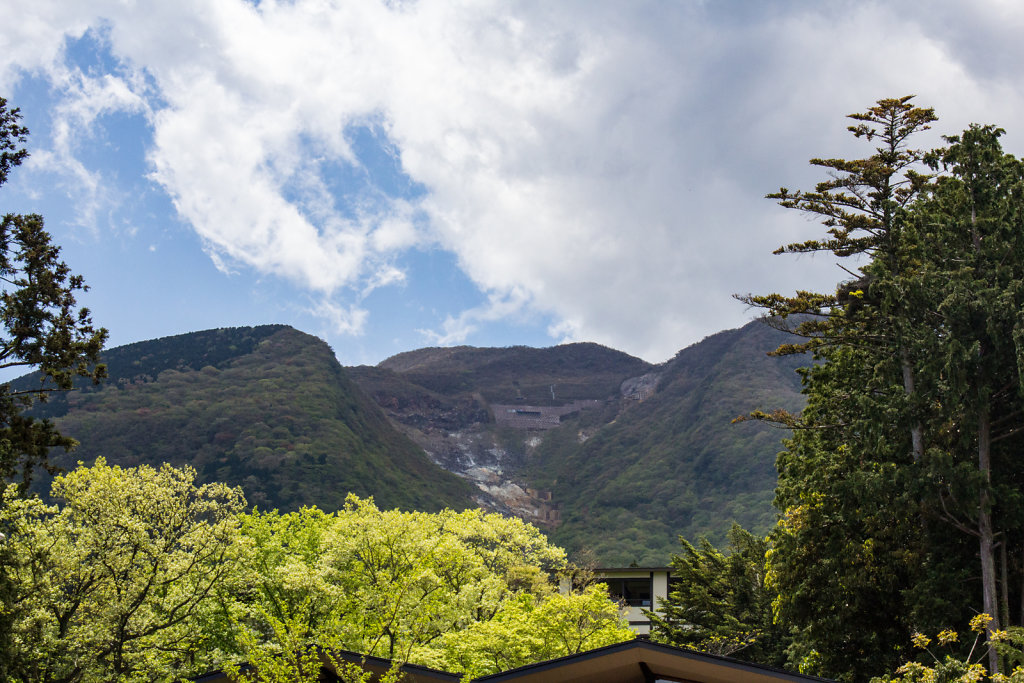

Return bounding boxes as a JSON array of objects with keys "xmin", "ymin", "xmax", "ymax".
[
  {"xmin": 18, "ymin": 320, "xmax": 807, "ymax": 564},
  {"xmin": 346, "ymin": 343, "xmax": 654, "ymax": 515},
  {"xmin": 351, "ymin": 320, "xmax": 806, "ymax": 565},
  {"xmin": 21, "ymin": 325, "xmax": 473, "ymax": 512},
  {"xmin": 376, "ymin": 344, "xmax": 653, "ymax": 404}
]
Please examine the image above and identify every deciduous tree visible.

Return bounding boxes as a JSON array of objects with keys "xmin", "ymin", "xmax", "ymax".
[
  {"xmin": 224, "ymin": 496, "xmax": 631, "ymax": 680},
  {"xmin": 2, "ymin": 458, "xmax": 246, "ymax": 682}
]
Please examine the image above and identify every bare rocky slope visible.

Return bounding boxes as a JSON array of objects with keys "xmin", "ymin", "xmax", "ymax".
[{"xmin": 349, "ymin": 321, "xmax": 806, "ymax": 564}]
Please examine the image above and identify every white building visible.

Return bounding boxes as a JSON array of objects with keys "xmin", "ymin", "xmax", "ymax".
[{"xmin": 562, "ymin": 566, "xmax": 673, "ymax": 636}]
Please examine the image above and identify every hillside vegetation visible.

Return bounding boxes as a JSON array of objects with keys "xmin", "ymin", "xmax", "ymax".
[
  {"xmin": 525, "ymin": 321, "xmax": 805, "ymax": 565},
  {"xmin": 26, "ymin": 326, "xmax": 472, "ymax": 512},
  {"xmin": 19, "ymin": 321, "xmax": 805, "ymax": 564}
]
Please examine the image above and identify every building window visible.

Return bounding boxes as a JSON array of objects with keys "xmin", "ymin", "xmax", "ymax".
[{"xmin": 603, "ymin": 577, "xmax": 653, "ymax": 607}]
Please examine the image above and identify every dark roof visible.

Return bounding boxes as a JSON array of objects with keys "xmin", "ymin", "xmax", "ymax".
[
  {"xmin": 472, "ymin": 640, "xmax": 835, "ymax": 683},
  {"xmin": 194, "ymin": 640, "xmax": 834, "ymax": 683}
]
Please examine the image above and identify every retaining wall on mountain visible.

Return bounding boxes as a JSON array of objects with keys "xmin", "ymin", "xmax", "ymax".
[{"xmin": 491, "ymin": 400, "xmax": 603, "ymax": 429}]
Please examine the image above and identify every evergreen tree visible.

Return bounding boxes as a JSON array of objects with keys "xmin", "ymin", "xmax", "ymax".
[
  {"xmin": 910, "ymin": 124, "xmax": 1024, "ymax": 672},
  {"xmin": 748, "ymin": 99, "xmax": 1024, "ymax": 680},
  {"xmin": 740, "ymin": 97, "xmax": 941, "ymax": 680},
  {"xmin": 0, "ymin": 98, "xmax": 107, "ymax": 493},
  {"xmin": 0, "ymin": 96, "xmax": 106, "ymax": 683},
  {"xmin": 649, "ymin": 524, "xmax": 789, "ymax": 667}
]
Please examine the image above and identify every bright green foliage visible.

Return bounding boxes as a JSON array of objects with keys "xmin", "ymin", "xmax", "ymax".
[
  {"xmin": 427, "ymin": 585, "xmax": 634, "ymax": 678},
  {"xmin": 225, "ymin": 496, "xmax": 631, "ymax": 679},
  {"xmin": 649, "ymin": 524, "xmax": 788, "ymax": 667},
  {"xmin": 2, "ymin": 458, "xmax": 246, "ymax": 682}
]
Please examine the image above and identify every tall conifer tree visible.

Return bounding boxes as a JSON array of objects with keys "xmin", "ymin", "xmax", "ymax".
[
  {"xmin": 749, "ymin": 99, "xmax": 1024, "ymax": 679},
  {"xmin": 743, "ymin": 97, "xmax": 950, "ymax": 680}
]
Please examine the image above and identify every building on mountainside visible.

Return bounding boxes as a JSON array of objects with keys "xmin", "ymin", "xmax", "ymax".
[
  {"xmin": 194, "ymin": 640, "xmax": 834, "ymax": 683},
  {"xmin": 568, "ymin": 567, "xmax": 672, "ymax": 636}
]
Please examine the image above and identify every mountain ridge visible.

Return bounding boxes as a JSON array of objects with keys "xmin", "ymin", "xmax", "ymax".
[{"xmin": 17, "ymin": 320, "xmax": 805, "ymax": 564}]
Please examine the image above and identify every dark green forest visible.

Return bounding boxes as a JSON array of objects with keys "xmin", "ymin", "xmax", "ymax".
[{"xmin": 28, "ymin": 326, "xmax": 473, "ymax": 512}]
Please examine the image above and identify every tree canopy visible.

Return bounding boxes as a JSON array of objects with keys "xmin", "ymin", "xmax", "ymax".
[
  {"xmin": 0, "ymin": 98, "xmax": 106, "ymax": 493},
  {"xmin": 225, "ymin": 495, "xmax": 633, "ymax": 681},
  {"xmin": 2, "ymin": 460, "xmax": 632, "ymax": 682},
  {"xmin": 738, "ymin": 97, "xmax": 1024, "ymax": 681}
]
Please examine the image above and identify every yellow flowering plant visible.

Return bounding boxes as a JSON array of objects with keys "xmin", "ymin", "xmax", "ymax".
[{"xmin": 872, "ymin": 616, "xmax": 1024, "ymax": 683}]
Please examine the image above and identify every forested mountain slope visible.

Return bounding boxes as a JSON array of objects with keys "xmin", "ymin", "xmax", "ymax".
[
  {"xmin": 21, "ymin": 326, "xmax": 473, "ymax": 512},
  {"xmin": 524, "ymin": 321, "xmax": 806, "ymax": 564}
]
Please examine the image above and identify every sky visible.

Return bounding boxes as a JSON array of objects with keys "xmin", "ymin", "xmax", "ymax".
[{"xmin": 0, "ymin": 0, "xmax": 1022, "ymax": 366}]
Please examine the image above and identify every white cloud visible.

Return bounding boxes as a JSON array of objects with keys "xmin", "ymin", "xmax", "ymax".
[
  {"xmin": 418, "ymin": 288, "xmax": 532, "ymax": 346},
  {"xmin": 4, "ymin": 0, "xmax": 1024, "ymax": 361},
  {"xmin": 29, "ymin": 63, "xmax": 150, "ymax": 231},
  {"xmin": 309, "ymin": 299, "xmax": 370, "ymax": 337}
]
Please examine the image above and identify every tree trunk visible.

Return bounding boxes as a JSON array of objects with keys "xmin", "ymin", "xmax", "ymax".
[
  {"xmin": 1001, "ymin": 542, "xmax": 1010, "ymax": 630},
  {"xmin": 900, "ymin": 346, "xmax": 924, "ymax": 462},
  {"xmin": 1020, "ymin": 547, "xmax": 1024, "ymax": 626},
  {"xmin": 978, "ymin": 400, "xmax": 1000, "ymax": 674}
]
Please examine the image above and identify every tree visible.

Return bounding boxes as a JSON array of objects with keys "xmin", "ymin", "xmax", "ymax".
[
  {"xmin": 0, "ymin": 95, "xmax": 106, "ymax": 683},
  {"xmin": 740, "ymin": 96, "xmax": 943, "ymax": 680},
  {"xmin": 907, "ymin": 124, "xmax": 1024, "ymax": 673},
  {"xmin": 649, "ymin": 524, "xmax": 789, "ymax": 667},
  {"xmin": 747, "ymin": 98, "xmax": 1024, "ymax": 680},
  {"xmin": 2, "ymin": 458, "xmax": 247, "ymax": 682},
  {"xmin": 223, "ymin": 496, "xmax": 631, "ymax": 680},
  {"xmin": 0, "ymin": 98, "xmax": 106, "ymax": 493},
  {"xmin": 428, "ymin": 585, "xmax": 634, "ymax": 678}
]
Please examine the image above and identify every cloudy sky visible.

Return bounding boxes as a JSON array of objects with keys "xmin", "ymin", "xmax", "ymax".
[{"xmin": 0, "ymin": 0, "xmax": 1021, "ymax": 366}]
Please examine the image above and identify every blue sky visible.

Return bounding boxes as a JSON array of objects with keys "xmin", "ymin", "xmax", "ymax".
[{"xmin": 2, "ymin": 1, "xmax": 1023, "ymax": 366}]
